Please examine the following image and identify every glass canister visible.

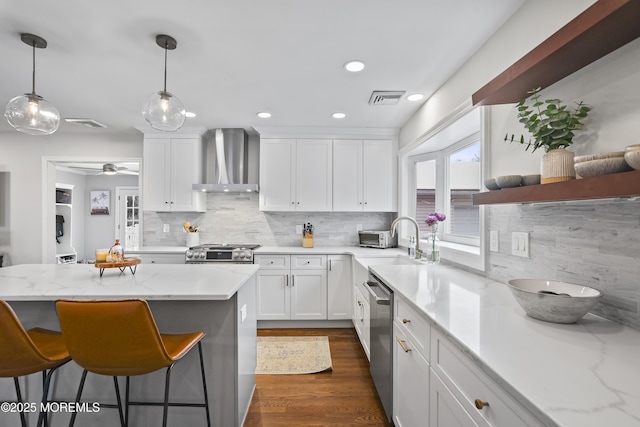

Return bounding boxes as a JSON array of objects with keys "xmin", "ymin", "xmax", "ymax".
[{"xmin": 108, "ymin": 239, "xmax": 124, "ymax": 263}]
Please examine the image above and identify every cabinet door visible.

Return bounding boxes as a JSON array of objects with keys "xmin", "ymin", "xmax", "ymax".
[
  {"xmin": 327, "ymin": 255, "xmax": 352, "ymax": 320},
  {"xmin": 256, "ymin": 269, "xmax": 290, "ymax": 320},
  {"xmin": 353, "ymin": 285, "xmax": 365, "ymax": 339},
  {"xmin": 393, "ymin": 323, "xmax": 430, "ymax": 427},
  {"xmin": 290, "ymin": 270, "xmax": 327, "ymax": 320},
  {"xmin": 143, "ymin": 138, "xmax": 172, "ymax": 211},
  {"xmin": 333, "ymin": 140, "xmax": 363, "ymax": 211},
  {"xmin": 430, "ymin": 372, "xmax": 479, "ymax": 427},
  {"xmin": 296, "ymin": 139, "xmax": 333, "ymax": 211},
  {"xmin": 259, "ymin": 139, "xmax": 296, "ymax": 211},
  {"xmin": 362, "ymin": 297, "xmax": 371, "ymax": 359},
  {"xmin": 363, "ymin": 140, "xmax": 396, "ymax": 212},
  {"xmin": 170, "ymin": 138, "xmax": 205, "ymax": 212}
]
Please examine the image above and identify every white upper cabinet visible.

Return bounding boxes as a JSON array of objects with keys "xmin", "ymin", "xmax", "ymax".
[
  {"xmin": 259, "ymin": 139, "xmax": 332, "ymax": 211},
  {"xmin": 333, "ymin": 139, "xmax": 397, "ymax": 212},
  {"xmin": 143, "ymin": 136, "xmax": 206, "ymax": 212}
]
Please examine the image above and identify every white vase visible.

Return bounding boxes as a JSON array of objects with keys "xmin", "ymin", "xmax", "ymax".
[{"xmin": 541, "ymin": 148, "xmax": 576, "ymax": 184}]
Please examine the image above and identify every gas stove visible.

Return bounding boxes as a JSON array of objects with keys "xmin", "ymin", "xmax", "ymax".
[{"xmin": 185, "ymin": 243, "xmax": 261, "ymax": 264}]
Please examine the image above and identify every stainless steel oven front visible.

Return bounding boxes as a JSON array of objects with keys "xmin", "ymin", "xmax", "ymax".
[{"xmin": 185, "ymin": 244, "xmax": 260, "ymax": 264}]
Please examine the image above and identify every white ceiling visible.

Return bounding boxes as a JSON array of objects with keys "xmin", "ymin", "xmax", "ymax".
[{"xmin": 0, "ymin": 0, "xmax": 525, "ymax": 136}]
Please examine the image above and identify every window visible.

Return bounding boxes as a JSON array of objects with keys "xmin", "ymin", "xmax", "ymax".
[{"xmin": 405, "ymin": 107, "xmax": 486, "ymax": 270}]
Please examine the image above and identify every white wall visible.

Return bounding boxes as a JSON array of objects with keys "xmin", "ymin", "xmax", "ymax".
[
  {"xmin": 399, "ymin": 0, "xmax": 596, "ymax": 150},
  {"xmin": 0, "ymin": 131, "xmax": 142, "ymax": 264}
]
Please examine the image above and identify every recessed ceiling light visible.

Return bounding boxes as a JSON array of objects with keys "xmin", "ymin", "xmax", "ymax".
[
  {"xmin": 257, "ymin": 112, "xmax": 271, "ymax": 118},
  {"xmin": 407, "ymin": 93, "xmax": 424, "ymax": 102},
  {"xmin": 344, "ymin": 60, "xmax": 365, "ymax": 72},
  {"xmin": 185, "ymin": 111, "xmax": 197, "ymax": 118},
  {"xmin": 332, "ymin": 112, "xmax": 346, "ymax": 119}
]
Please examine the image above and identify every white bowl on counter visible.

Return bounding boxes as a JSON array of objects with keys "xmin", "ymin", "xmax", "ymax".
[{"xmin": 507, "ymin": 279, "xmax": 603, "ymax": 324}]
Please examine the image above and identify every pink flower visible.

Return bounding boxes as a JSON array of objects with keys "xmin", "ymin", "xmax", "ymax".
[{"xmin": 425, "ymin": 212, "xmax": 446, "ymax": 226}]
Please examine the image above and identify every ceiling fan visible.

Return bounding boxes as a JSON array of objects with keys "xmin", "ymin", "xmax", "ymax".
[
  {"xmin": 56, "ymin": 162, "xmax": 139, "ymax": 176},
  {"xmin": 100, "ymin": 163, "xmax": 138, "ymax": 175}
]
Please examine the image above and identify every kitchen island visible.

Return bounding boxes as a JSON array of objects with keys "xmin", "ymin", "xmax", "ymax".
[{"xmin": 0, "ymin": 263, "xmax": 259, "ymax": 427}]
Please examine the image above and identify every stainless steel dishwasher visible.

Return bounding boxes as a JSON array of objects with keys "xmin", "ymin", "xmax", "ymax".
[{"xmin": 364, "ymin": 272, "xmax": 393, "ymax": 422}]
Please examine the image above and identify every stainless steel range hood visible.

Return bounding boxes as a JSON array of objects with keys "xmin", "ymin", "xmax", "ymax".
[{"xmin": 193, "ymin": 128, "xmax": 259, "ymax": 193}]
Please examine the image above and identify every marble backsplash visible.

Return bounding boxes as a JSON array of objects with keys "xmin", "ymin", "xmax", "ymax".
[
  {"xmin": 486, "ymin": 200, "xmax": 640, "ymax": 330},
  {"xmin": 144, "ymin": 193, "xmax": 395, "ymax": 248}
]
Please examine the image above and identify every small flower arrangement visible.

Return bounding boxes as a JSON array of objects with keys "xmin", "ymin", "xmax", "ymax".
[{"xmin": 425, "ymin": 212, "xmax": 446, "ymax": 227}]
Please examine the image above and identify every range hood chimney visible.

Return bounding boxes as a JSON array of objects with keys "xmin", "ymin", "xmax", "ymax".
[{"xmin": 193, "ymin": 128, "xmax": 259, "ymax": 193}]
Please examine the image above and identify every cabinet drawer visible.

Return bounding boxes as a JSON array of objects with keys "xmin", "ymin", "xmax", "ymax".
[
  {"xmin": 254, "ymin": 254, "xmax": 290, "ymax": 269},
  {"xmin": 291, "ymin": 254, "xmax": 326, "ymax": 269},
  {"xmin": 395, "ymin": 296, "xmax": 430, "ymax": 362},
  {"xmin": 431, "ymin": 329, "xmax": 543, "ymax": 427}
]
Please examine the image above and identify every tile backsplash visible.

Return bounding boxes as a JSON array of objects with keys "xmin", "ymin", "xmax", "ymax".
[
  {"xmin": 486, "ymin": 200, "xmax": 640, "ymax": 330},
  {"xmin": 144, "ymin": 193, "xmax": 394, "ymax": 248}
]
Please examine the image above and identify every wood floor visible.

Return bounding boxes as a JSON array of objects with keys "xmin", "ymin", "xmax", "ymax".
[{"xmin": 244, "ymin": 328, "xmax": 392, "ymax": 427}]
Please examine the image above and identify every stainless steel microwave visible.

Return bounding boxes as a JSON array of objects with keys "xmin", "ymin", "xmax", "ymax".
[{"xmin": 358, "ymin": 230, "xmax": 396, "ymax": 248}]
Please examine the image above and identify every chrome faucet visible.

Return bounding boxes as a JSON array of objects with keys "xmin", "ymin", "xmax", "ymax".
[{"xmin": 391, "ymin": 216, "xmax": 422, "ymax": 259}]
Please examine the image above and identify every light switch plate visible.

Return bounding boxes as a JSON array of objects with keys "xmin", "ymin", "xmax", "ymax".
[
  {"xmin": 163, "ymin": 224, "xmax": 170, "ymax": 233},
  {"xmin": 490, "ymin": 230, "xmax": 499, "ymax": 252},
  {"xmin": 296, "ymin": 224, "xmax": 303, "ymax": 235},
  {"xmin": 511, "ymin": 232, "xmax": 530, "ymax": 258},
  {"xmin": 240, "ymin": 304, "xmax": 247, "ymax": 323}
]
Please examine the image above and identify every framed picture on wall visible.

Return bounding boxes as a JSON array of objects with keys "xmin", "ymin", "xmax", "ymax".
[{"xmin": 90, "ymin": 190, "xmax": 110, "ymax": 215}]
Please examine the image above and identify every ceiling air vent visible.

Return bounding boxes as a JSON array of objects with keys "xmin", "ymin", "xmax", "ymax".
[
  {"xmin": 64, "ymin": 118, "xmax": 107, "ymax": 128},
  {"xmin": 368, "ymin": 90, "xmax": 406, "ymax": 106}
]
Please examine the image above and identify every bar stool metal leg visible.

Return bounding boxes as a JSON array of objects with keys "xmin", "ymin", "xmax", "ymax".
[
  {"xmin": 198, "ymin": 342, "xmax": 212, "ymax": 427},
  {"xmin": 69, "ymin": 369, "xmax": 88, "ymax": 427},
  {"xmin": 37, "ymin": 366, "xmax": 61, "ymax": 427},
  {"xmin": 162, "ymin": 364, "xmax": 175, "ymax": 427},
  {"xmin": 13, "ymin": 377, "xmax": 27, "ymax": 427},
  {"xmin": 113, "ymin": 376, "xmax": 125, "ymax": 427},
  {"xmin": 125, "ymin": 376, "xmax": 130, "ymax": 427}
]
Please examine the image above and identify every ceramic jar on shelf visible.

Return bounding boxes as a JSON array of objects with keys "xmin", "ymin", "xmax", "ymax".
[{"xmin": 541, "ymin": 148, "xmax": 576, "ymax": 184}]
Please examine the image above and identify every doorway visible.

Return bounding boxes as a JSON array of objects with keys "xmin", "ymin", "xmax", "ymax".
[{"xmin": 115, "ymin": 187, "xmax": 141, "ymax": 250}]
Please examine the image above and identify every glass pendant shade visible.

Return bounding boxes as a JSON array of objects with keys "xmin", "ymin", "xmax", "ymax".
[
  {"xmin": 142, "ymin": 90, "xmax": 186, "ymax": 132},
  {"xmin": 5, "ymin": 33, "xmax": 60, "ymax": 136},
  {"xmin": 5, "ymin": 93, "xmax": 60, "ymax": 135}
]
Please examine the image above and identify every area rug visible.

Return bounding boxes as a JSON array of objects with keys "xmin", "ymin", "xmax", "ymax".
[{"xmin": 255, "ymin": 336, "xmax": 333, "ymax": 374}]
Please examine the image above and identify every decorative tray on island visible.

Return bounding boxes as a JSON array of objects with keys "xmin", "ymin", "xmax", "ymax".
[{"xmin": 94, "ymin": 257, "xmax": 141, "ymax": 277}]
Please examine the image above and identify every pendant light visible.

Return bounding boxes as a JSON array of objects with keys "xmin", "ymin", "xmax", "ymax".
[
  {"xmin": 4, "ymin": 33, "xmax": 60, "ymax": 136},
  {"xmin": 142, "ymin": 34, "xmax": 186, "ymax": 132}
]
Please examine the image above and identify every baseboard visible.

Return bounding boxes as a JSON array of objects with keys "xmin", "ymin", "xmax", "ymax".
[{"xmin": 258, "ymin": 320, "xmax": 354, "ymax": 329}]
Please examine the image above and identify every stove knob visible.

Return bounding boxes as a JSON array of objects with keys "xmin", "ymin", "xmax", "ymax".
[
  {"xmin": 239, "ymin": 253, "xmax": 246, "ymax": 259},
  {"xmin": 186, "ymin": 250, "xmax": 193, "ymax": 259},
  {"xmin": 198, "ymin": 251, "xmax": 205, "ymax": 259}
]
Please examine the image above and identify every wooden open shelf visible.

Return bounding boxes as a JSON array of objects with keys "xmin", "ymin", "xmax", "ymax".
[
  {"xmin": 472, "ymin": 170, "xmax": 640, "ymax": 205},
  {"xmin": 472, "ymin": 0, "xmax": 640, "ymax": 106}
]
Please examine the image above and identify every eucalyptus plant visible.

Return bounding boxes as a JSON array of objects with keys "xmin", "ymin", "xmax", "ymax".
[{"xmin": 504, "ymin": 87, "xmax": 591, "ymax": 153}]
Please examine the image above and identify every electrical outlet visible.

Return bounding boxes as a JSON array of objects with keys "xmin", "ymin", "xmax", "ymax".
[
  {"xmin": 163, "ymin": 224, "xmax": 170, "ymax": 233},
  {"xmin": 357, "ymin": 224, "xmax": 363, "ymax": 232},
  {"xmin": 296, "ymin": 224, "xmax": 303, "ymax": 235},
  {"xmin": 511, "ymin": 232, "xmax": 529, "ymax": 258},
  {"xmin": 490, "ymin": 230, "xmax": 499, "ymax": 252}
]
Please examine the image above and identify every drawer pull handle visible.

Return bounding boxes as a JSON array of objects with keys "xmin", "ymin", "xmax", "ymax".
[
  {"xmin": 474, "ymin": 399, "xmax": 489, "ymax": 410},
  {"xmin": 402, "ymin": 318, "xmax": 411, "ymax": 324},
  {"xmin": 397, "ymin": 339, "xmax": 411, "ymax": 353}
]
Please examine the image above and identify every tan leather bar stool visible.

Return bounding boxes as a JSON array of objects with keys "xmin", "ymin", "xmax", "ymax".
[
  {"xmin": 55, "ymin": 299, "xmax": 211, "ymax": 427},
  {"xmin": 0, "ymin": 300, "xmax": 71, "ymax": 427}
]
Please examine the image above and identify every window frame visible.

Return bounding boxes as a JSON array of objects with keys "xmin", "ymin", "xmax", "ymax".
[{"xmin": 401, "ymin": 105, "xmax": 488, "ymax": 272}]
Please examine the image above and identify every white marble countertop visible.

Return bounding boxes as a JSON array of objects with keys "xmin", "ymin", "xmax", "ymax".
[
  {"xmin": 256, "ymin": 245, "xmax": 407, "ymax": 257},
  {"xmin": 124, "ymin": 246, "xmax": 189, "ymax": 254},
  {"xmin": 0, "ymin": 263, "xmax": 258, "ymax": 301},
  {"xmin": 369, "ymin": 263, "xmax": 640, "ymax": 427}
]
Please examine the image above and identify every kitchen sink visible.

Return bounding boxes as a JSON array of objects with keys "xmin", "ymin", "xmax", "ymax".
[{"xmin": 355, "ymin": 256, "xmax": 422, "ymax": 269}]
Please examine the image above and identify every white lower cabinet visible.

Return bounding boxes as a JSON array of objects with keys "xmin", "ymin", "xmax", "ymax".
[
  {"xmin": 327, "ymin": 255, "xmax": 352, "ymax": 320},
  {"xmin": 430, "ymin": 371, "xmax": 479, "ymax": 427},
  {"xmin": 430, "ymin": 328, "xmax": 543, "ymax": 427},
  {"xmin": 393, "ymin": 322, "xmax": 430, "ymax": 427},
  {"xmin": 136, "ymin": 253, "xmax": 185, "ymax": 264},
  {"xmin": 255, "ymin": 254, "xmax": 327, "ymax": 320},
  {"xmin": 352, "ymin": 283, "xmax": 370, "ymax": 359}
]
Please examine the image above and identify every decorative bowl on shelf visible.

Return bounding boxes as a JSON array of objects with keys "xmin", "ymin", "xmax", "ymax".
[
  {"xmin": 625, "ymin": 144, "xmax": 640, "ymax": 152},
  {"xmin": 507, "ymin": 279, "xmax": 603, "ymax": 324},
  {"xmin": 521, "ymin": 174, "xmax": 541, "ymax": 186},
  {"xmin": 574, "ymin": 156, "xmax": 632, "ymax": 177},
  {"xmin": 624, "ymin": 150, "xmax": 640, "ymax": 170},
  {"xmin": 574, "ymin": 151, "xmax": 626, "ymax": 163},
  {"xmin": 484, "ymin": 178, "xmax": 501, "ymax": 191},
  {"xmin": 495, "ymin": 175, "xmax": 522, "ymax": 188}
]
